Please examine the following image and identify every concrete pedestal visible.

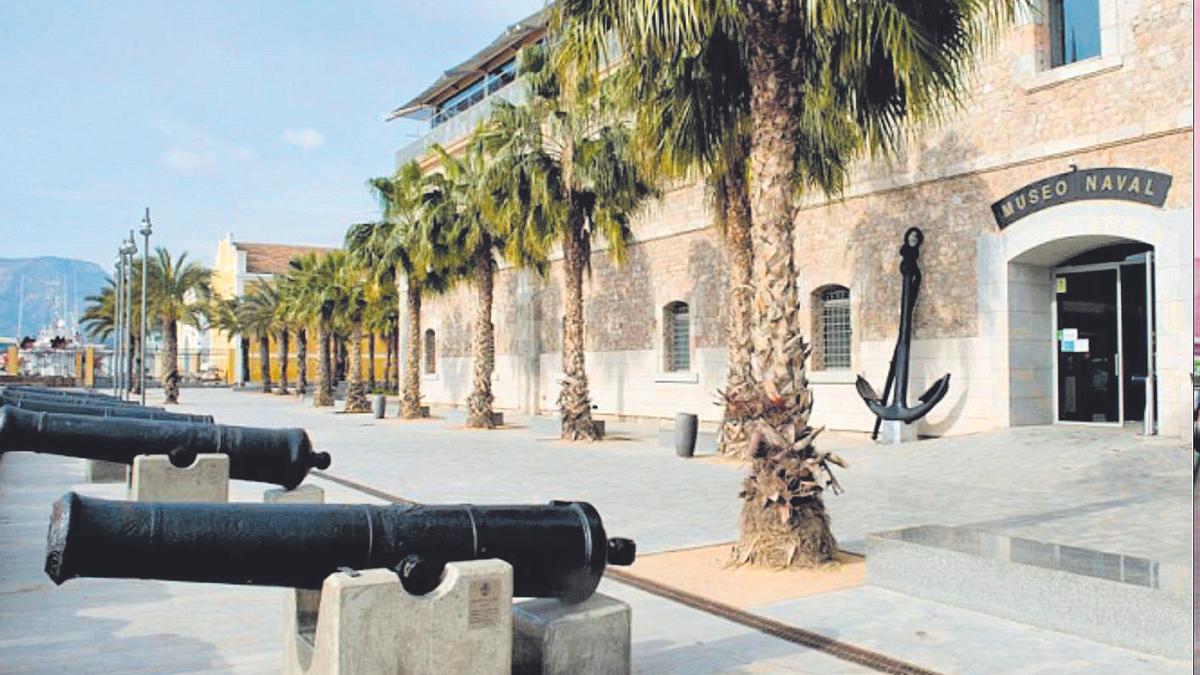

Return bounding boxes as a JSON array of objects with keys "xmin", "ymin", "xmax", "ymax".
[
  {"xmin": 283, "ymin": 561, "xmax": 514, "ymax": 675},
  {"xmin": 879, "ymin": 420, "xmax": 917, "ymax": 444},
  {"xmin": 512, "ymin": 593, "xmax": 631, "ymax": 675},
  {"xmin": 129, "ymin": 454, "xmax": 228, "ymax": 502},
  {"xmin": 264, "ymin": 484, "xmax": 326, "ymax": 505},
  {"xmin": 85, "ymin": 459, "xmax": 128, "ymax": 483}
]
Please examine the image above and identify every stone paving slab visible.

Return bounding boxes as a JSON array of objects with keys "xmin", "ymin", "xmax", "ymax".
[
  {"xmin": 171, "ymin": 389, "xmax": 1191, "ymax": 565},
  {"xmin": 754, "ymin": 586, "xmax": 1189, "ymax": 674},
  {"xmin": 0, "ymin": 451, "xmax": 870, "ymax": 674}
]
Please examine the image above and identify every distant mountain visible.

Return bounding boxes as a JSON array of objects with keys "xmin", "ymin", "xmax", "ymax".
[{"xmin": 0, "ymin": 257, "xmax": 111, "ymax": 342}]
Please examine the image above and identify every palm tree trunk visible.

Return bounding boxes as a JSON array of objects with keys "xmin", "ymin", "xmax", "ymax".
[
  {"xmin": 344, "ymin": 324, "xmax": 370, "ymax": 412},
  {"xmin": 367, "ymin": 333, "xmax": 377, "ymax": 391},
  {"xmin": 296, "ymin": 327, "xmax": 308, "ymax": 395},
  {"xmin": 383, "ymin": 329, "xmax": 394, "ymax": 395},
  {"xmin": 162, "ymin": 317, "xmax": 179, "ymax": 404},
  {"xmin": 258, "ymin": 335, "xmax": 271, "ymax": 393},
  {"xmin": 276, "ymin": 328, "xmax": 290, "ymax": 395},
  {"xmin": 239, "ymin": 336, "xmax": 251, "ymax": 384},
  {"xmin": 558, "ymin": 213, "xmax": 597, "ymax": 441},
  {"xmin": 718, "ymin": 165, "xmax": 754, "ymax": 457},
  {"xmin": 335, "ymin": 335, "xmax": 347, "ymax": 384},
  {"xmin": 401, "ymin": 281, "xmax": 424, "ymax": 418},
  {"xmin": 467, "ymin": 246, "xmax": 496, "ymax": 428},
  {"xmin": 731, "ymin": 3, "xmax": 837, "ymax": 568},
  {"xmin": 314, "ymin": 323, "xmax": 333, "ymax": 407}
]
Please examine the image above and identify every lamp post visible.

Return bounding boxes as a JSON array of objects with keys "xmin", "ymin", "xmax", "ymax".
[
  {"xmin": 139, "ymin": 208, "xmax": 153, "ymax": 406},
  {"xmin": 123, "ymin": 236, "xmax": 137, "ymax": 400},
  {"xmin": 113, "ymin": 252, "xmax": 124, "ymax": 397}
]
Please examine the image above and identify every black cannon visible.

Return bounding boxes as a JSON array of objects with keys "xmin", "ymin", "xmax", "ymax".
[
  {"xmin": 46, "ymin": 492, "xmax": 636, "ymax": 603},
  {"xmin": 0, "ymin": 407, "xmax": 329, "ymax": 489},
  {"xmin": 1, "ymin": 388, "xmax": 160, "ymax": 410},
  {"xmin": 3, "ymin": 386, "xmax": 126, "ymax": 404},
  {"xmin": 0, "ymin": 396, "xmax": 213, "ymax": 424}
]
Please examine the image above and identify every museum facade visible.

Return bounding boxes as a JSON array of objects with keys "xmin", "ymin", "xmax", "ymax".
[{"xmin": 390, "ymin": 0, "xmax": 1193, "ymax": 440}]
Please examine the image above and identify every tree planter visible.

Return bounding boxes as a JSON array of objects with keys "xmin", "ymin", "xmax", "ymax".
[{"xmin": 675, "ymin": 413, "xmax": 698, "ymax": 458}]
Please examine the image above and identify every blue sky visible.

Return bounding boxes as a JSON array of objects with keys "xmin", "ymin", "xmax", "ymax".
[{"xmin": 1, "ymin": 0, "xmax": 545, "ymax": 269}]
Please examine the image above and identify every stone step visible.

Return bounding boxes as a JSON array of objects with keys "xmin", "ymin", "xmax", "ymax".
[{"xmin": 866, "ymin": 525, "xmax": 1190, "ymax": 660}]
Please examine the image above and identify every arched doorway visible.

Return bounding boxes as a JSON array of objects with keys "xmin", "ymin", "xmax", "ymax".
[{"xmin": 978, "ymin": 178, "xmax": 1189, "ymax": 440}]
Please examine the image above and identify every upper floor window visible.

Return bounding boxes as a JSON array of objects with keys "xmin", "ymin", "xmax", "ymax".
[
  {"xmin": 1049, "ymin": 0, "xmax": 1101, "ymax": 67},
  {"xmin": 424, "ymin": 329, "xmax": 436, "ymax": 375},
  {"xmin": 430, "ymin": 57, "xmax": 520, "ymax": 128},
  {"xmin": 815, "ymin": 286, "xmax": 851, "ymax": 371},
  {"xmin": 663, "ymin": 302, "xmax": 691, "ymax": 372}
]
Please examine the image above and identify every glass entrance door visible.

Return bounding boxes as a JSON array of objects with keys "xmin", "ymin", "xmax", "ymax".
[{"xmin": 1055, "ymin": 268, "xmax": 1120, "ymax": 423}]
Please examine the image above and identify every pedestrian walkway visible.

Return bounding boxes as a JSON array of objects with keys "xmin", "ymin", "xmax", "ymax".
[{"xmin": 0, "ymin": 388, "xmax": 1190, "ymax": 673}]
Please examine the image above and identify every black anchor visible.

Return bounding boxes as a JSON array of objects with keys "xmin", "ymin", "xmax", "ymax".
[{"xmin": 856, "ymin": 227, "xmax": 951, "ymax": 432}]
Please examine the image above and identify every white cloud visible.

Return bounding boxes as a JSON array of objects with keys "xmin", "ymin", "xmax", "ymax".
[
  {"xmin": 160, "ymin": 147, "xmax": 218, "ymax": 175},
  {"xmin": 151, "ymin": 117, "xmax": 256, "ymax": 176},
  {"xmin": 281, "ymin": 128, "xmax": 325, "ymax": 150}
]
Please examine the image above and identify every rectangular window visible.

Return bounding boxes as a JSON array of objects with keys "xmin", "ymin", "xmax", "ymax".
[
  {"xmin": 1049, "ymin": 0, "xmax": 1101, "ymax": 67},
  {"xmin": 665, "ymin": 303, "xmax": 691, "ymax": 372},
  {"xmin": 820, "ymin": 288, "xmax": 851, "ymax": 370}
]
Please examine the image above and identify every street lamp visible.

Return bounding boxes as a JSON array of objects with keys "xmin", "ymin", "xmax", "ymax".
[
  {"xmin": 112, "ymin": 252, "xmax": 124, "ymax": 397},
  {"xmin": 139, "ymin": 208, "xmax": 153, "ymax": 406},
  {"xmin": 123, "ymin": 236, "xmax": 137, "ymax": 400}
]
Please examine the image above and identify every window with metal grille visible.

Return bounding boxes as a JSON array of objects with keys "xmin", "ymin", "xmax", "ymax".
[
  {"xmin": 818, "ymin": 287, "xmax": 851, "ymax": 370},
  {"xmin": 423, "ymin": 329, "xmax": 436, "ymax": 375},
  {"xmin": 663, "ymin": 302, "xmax": 691, "ymax": 372}
]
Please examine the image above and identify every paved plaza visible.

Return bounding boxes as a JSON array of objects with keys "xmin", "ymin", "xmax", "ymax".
[{"xmin": 0, "ymin": 388, "xmax": 1191, "ymax": 673}]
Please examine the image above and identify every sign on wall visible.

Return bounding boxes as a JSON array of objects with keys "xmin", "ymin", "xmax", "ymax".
[{"xmin": 991, "ymin": 167, "xmax": 1172, "ymax": 228}]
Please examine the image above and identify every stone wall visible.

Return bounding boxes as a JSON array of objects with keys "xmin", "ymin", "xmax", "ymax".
[{"xmin": 405, "ymin": 0, "xmax": 1193, "ymax": 437}]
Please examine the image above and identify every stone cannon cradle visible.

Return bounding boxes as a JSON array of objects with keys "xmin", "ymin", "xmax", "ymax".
[
  {"xmin": 0, "ymin": 406, "xmax": 328, "ymax": 489},
  {"xmin": 45, "ymin": 492, "xmax": 635, "ymax": 603}
]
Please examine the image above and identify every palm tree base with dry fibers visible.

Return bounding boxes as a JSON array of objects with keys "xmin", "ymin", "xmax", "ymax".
[
  {"xmin": 726, "ymin": 382, "xmax": 845, "ymax": 568},
  {"xmin": 343, "ymin": 327, "xmax": 371, "ymax": 413}
]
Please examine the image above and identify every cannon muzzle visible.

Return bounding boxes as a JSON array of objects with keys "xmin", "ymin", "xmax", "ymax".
[
  {"xmin": 46, "ymin": 492, "xmax": 636, "ymax": 603},
  {"xmin": 0, "ymin": 407, "xmax": 329, "ymax": 488}
]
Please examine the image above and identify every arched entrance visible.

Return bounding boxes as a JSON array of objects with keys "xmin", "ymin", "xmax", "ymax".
[{"xmin": 977, "ymin": 199, "xmax": 1191, "ymax": 439}]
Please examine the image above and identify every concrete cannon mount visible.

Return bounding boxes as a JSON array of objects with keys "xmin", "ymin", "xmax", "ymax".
[{"xmin": 129, "ymin": 453, "xmax": 229, "ymax": 503}]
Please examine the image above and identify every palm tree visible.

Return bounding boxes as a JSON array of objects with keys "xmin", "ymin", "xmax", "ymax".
[
  {"xmin": 209, "ymin": 296, "xmax": 251, "ymax": 384},
  {"xmin": 288, "ymin": 251, "xmax": 343, "ymax": 407},
  {"xmin": 368, "ymin": 163, "xmax": 457, "ymax": 419},
  {"xmin": 341, "ymin": 260, "xmax": 373, "ymax": 413},
  {"xmin": 241, "ymin": 280, "xmax": 279, "ymax": 394},
  {"xmin": 277, "ymin": 268, "xmax": 310, "ymax": 395},
  {"xmin": 146, "ymin": 248, "xmax": 211, "ymax": 404},
  {"xmin": 426, "ymin": 135, "xmax": 540, "ymax": 428},
  {"xmin": 480, "ymin": 43, "xmax": 657, "ymax": 440},
  {"xmin": 557, "ymin": 0, "xmax": 1013, "ymax": 566}
]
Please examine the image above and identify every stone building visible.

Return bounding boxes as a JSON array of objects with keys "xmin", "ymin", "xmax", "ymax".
[{"xmin": 389, "ymin": 0, "xmax": 1193, "ymax": 440}]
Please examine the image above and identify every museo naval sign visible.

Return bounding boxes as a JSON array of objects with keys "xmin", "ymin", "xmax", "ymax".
[{"xmin": 990, "ymin": 167, "xmax": 1172, "ymax": 228}]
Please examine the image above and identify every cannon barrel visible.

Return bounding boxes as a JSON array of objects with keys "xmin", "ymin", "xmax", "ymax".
[
  {"xmin": 0, "ymin": 407, "xmax": 329, "ymax": 488},
  {"xmin": 1, "ymin": 389, "xmax": 161, "ymax": 410},
  {"xmin": 4, "ymin": 386, "xmax": 126, "ymax": 404},
  {"xmin": 0, "ymin": 397, "xmax": 214, "ymax": 424},
  {"xmin": 46, "ymin": 492, "xmax": 636, "ymax": 603}
]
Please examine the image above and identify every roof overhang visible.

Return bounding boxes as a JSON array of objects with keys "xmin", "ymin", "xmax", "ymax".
[{"xmin": 386, "ymin": 7, "xmax": 549, "ymax": 122}]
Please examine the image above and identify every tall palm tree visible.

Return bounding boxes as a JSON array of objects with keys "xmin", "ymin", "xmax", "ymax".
[
  {"xmin": 146, "ymin": 248, "xmax": 211, "ymax": 404},
  {"xmin": 481, "ymin": 43, "xmax": 658, "ymax": 440},
  {"xmin": 288, "ymin": 251, "xmax": 344, "ymax": 407},
  {"xmin": 277, "ymin": 268, "xmax": 310, "ymax": 395},
  {"xmin": 333, "ymin": 257, "xmax": 371, "ymax": 413},
  {"xmin": 368, "ymin": 163, "xmax": 457, "ymax": 419},
  {"xmin": 241, "ymin": 280, "xmax": 279, "ymax": 394},
  {"xmin": 426, "ymin": 134, "xmax": 542, "ymax": 428},
  {"xmin": 209, "ymin": 296, "xmax": 251, "ymax": 384},
  {"xmin": 557, "ymin": 0, "xmax": 1013, "ymax": 566}
]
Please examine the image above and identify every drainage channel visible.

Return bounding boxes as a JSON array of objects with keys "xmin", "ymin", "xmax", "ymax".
[{"xmin": 311, "ymin": 470, "xmax": 943, "ymax": 675}]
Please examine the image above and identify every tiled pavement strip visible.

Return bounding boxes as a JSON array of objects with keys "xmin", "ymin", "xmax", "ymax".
[{"xmin": 0, "ymin": 388, "xmax": 1190, "ymax": 673}]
